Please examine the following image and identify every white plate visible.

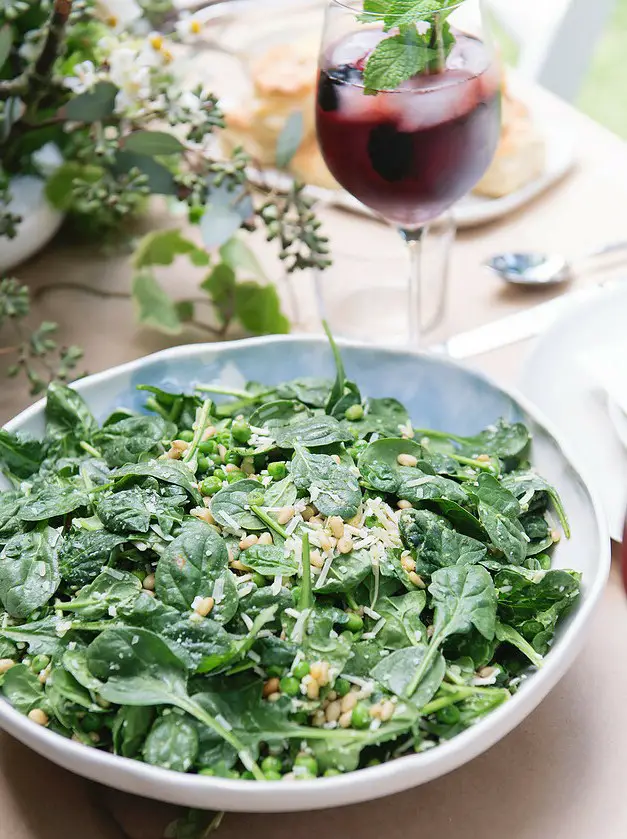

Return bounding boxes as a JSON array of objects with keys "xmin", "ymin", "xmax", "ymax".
[
  {"xmin": 0, "ymin": 336, "xmax": 609, "ymax": 812},
  {"xmin": 520, "ymin": 283, "xmax": 627, "ymax": 541},
  {"xmin": 189, "ymin": 0, "xmax": 575, "ymax": 229}
]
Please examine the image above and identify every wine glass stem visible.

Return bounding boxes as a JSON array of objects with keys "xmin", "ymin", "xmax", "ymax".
[{"xmin": 400, "ymin": 227, "xmax": 424, "ymax": 347}]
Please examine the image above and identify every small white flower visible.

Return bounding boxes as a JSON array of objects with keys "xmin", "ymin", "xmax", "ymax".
[
  {"xmin": 416, "ymin": 20, "xmax": 431, "ymax": 35},
  {"xmin": 173, "ymin": 90, "xmax": 205, "ymax": 123},
  {"xmin": 94, "ymin": 0, "xmax": 142, "ymax": 31},
  {"xmin": 137, "ymin": 31, "xmax": 173, "ymax": 67},
  {"xmin": 64, "ymin": 60, "xmax": 98, "ymax": 94},
  {"xmin": 175, "ymin": 12, "xmax": 204, "ymax": 41},
  {"xmin": 108, "ymin": 47, "xmax": 151, "ymax": 113}
]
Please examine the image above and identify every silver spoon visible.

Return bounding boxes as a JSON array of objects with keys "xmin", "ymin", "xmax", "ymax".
[{"xmin": 485, "ymin": 240, "xmax": 627, "ymax": 287}]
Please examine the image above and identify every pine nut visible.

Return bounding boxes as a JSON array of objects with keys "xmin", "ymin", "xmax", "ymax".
[
  {"xmin": 339, "ymin": 711, "xmax": 353, "ymax": 729},
  {"xmin": 263, "ymin": 677, "xmax": 280, "ymax": 698},
  {"xmin": 427, "ymin": 624, "xmax": 434, "ymax": 638},
  {"xmin": 230, "ymin": 559, "xmax": 248, "ymax": 572},
  {"xmin": 312, "ymin": 710, "xmax": 326, "ymax": 727},
  {"xmin": 258, "ymin": 532, "xmax": 273, "ymax": 545},
  {"xmin": 408, "ymin": 571, "xmax": 425, "ymax": 588},
  {"xmin": 325, "ymin": 700, "xmax": 341, "ymax": 723},
  {"xmin": 476, "ymin": 454, "xmax": 490, "ymax": 463},
  {"xmin": 217, "ymin": 444, "xmax": 227, "ymax": 461},
  {"xmin": 397, "ymin": 499, "xmax": 413, "ymax": 510},
  {"xmin": 397, "ymin": 453, "xmax": 418, "ymax": 467},
  {"xmin": 401, "ymin": 555, "xmax": 416, "ymax": 572},
  {"xmin": 224, "ymin": 463, "xmax": 239, "ymax": 473},
  {"xmin": 241, "ymin": 457, "xmax": 255, "ymax": 475},
  {"xmin": 172, "ymin": 440, "xmax": 189, "ymax": 453},
  {"xmin": 239, "ymin": 534, "xmax": 259, "ymax": 550},
  {"xmin": 331, "ymin": 454, "xmax": 341, "ymax": 465},
  {"xmin": 380, "ymin": 700, "xmax": 395, "ymax": 722},
  {"xmin": 166, "ymin": 447, "xmax": 182, "ymax": 460},
  {"xmin": 310, "ymin": 550, "xmax": 325, "ymax": 569},
  {"xmin": 144, "ymin": 589, "xmax": 155, "ymax": 598},
  {"xmin": 328, "ymin": 516, "xmax": 345, "ymax": 539},
  {"xmin": 318, "ymin": 533, "xmax": 333, "ymax": 552},
  {"xmin": 310, "ymin": 661, "xmax": 329, "ymax": 686},
  {"xmin": 38, "ymin": 667, "xmax": 50, "ymax": 684},
  {"xmin": 306, "ymin": 678, "xmax": 320, "ymax": 700},
  {"xmin": 202, "ymin": 426, "xmax": 216, "ymax": 440},
  {"xmin": 0, "ymin": 659, "xmax": 15, "ymax": 675},
  {"xmin": 89, "ymin": 731, "xmax": 101, "ymax": 743},
  {"xmin": 327, "ymin": 691, "xmax": 337, "ymax": 702},
  {"xmin": 551, "ymin": 530, "xmax": 561, "ymax": 543},
  {"xmin": 143, "ymin": 573, "xmax": 156, "ymax": 591},
  {"xmin": 267, "ymin": 692, "xmax": 281, "ymax": 703},
  {"xmin": 301, "ymin": 506, "xmax": 315, "ymax": 521},
  {"xmin": 478, "ymin": 666, "xmax": 497, "ymax": 679},
  {"xmin": 28, "ymin": 709, "xmax": 48, "ymax": 726},
  {"xmin": 369, "ymin": 703, "xmax": 382, "ymax": 719},
  {"xmin": 193, "ymin": 596, "xmax": 215, "ymax": 617},
  {"xmin": 191, "ymin": 507, "xmax": 216, "ymax": 525},
  {"xmin": 277, "ymin": 506, "xmax": 295, "ymax": 525},
  {"xmin": 340, "ymin": 692, "xmax": 357, "ymax": 713},
  {"xmin": 337, "ymin": 536, "xmax": 354, "ymax": 555},
  {"xmin": 347, "ymin": 511, "xmax": 362, "ymax": 527}
]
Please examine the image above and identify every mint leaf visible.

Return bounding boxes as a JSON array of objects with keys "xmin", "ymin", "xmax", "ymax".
[
  {"xmin": 364, "ymin": 33, "xmax": 435, "ymax": 90},
  {"xmin": 132, "ymin": 273, "xmax": 182, "ymax": 335},
  {"xmin": 384, "ymin": 0, "xmax": 442, "ymax": 28}
]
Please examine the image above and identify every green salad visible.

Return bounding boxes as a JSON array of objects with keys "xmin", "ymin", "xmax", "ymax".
[{"xmin": 0, "ymin": 335, "xmax": 580, "ymax": 782}]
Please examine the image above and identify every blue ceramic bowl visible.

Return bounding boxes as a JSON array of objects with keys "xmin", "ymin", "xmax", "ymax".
[{"xmin": 0, "ymin": 336, "xmax": 610, "ymax": 812}]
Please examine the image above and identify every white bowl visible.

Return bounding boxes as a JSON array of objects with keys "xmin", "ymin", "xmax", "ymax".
[{"xmin": 0, "ymin": 337, "xmax": 610, "ymax": 812}]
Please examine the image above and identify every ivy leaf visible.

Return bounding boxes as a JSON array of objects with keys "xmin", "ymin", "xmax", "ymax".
[
  {"xmin": 0, "ymin": 26, "xmax": 12, "ymax": 72},
  {"xmin": 122, "ymin": 131, "xmax": 185, "ymax": 156},
  {"xmin": 220, "ymin": 237, "xmax": 267, "ymax": 281},
  {"xmin": 276, "ymin": 111, "xmax": 304, "ymax": 169},
  {"xmin": 45, "ymin": 162, "xmax": 103, "ymax": 211},
  {"xmin": 233, "ymin": 281, "xmax": 290, "ymax": 335},
  {"xmin": 175, "ymin": 300, "xmax": 194, "ymax": 322},
  {"xmin": 201, "ymin": 263, "xmax": 236, "ymax": 325},
  {"xmin": 65, "ymin": 82, "xmax": 118, "ymax": 122},
  {"xmin": 364, "ymin": 32, "xmax": 435, "ymax": 90},
  {"xmin": 132, "ymin": 273, "xmax": 182, "ymax": 335},
  {"xmin": 200, "ymin": 203, "xmax": 242, "ymax": 250},
  {"xmin": 133, "ymin": 230, "xmax": 206, "ymax": 269}
]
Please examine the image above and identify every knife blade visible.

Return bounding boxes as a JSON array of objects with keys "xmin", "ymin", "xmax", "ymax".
[{"xmin": 438, "ymin": 280, "xmax": 620, "ymax": 360}]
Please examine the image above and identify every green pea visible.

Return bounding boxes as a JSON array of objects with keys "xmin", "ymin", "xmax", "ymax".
[
  {"xmin": 232, "ymin": 420, "xmax": 252, "ymax": 444},
  {"xmin": 198, "ymin": 767, "xmax": 215, "ymax": 776},
  {"xmin": 252, "ymin": 572, "xmax": 266, "ymax": 587},
  {"xmin": 210, "ymin": 452, "xmax": 223, "ymax": 465},
  {"xmin": 351, "ymin": 702, "xmax": 371, "ymax": 730},
  {"xmin": 294, "ymin": 771, "xmax": 315, "ymax": 781},
  {"xmin": 178, "ymin": 429, "xmax": 195, "ymax": 442},
  {"xmin": 248, "ymin": 490, "xmax": 266, "ymax": 506},
  {"xmin": 333, "ymin": 677, "xmax": 351, "ymax": 697},
  {"xmin": 267, "ymin": 461, "xmax": 287, "ymax": 480},
  {"xmin": 292, "ymin": 661, "xmax": 310, "ymax": 679},
  {"xmin": 199, "ymin": 439, "xmax": 218, "ymax": 454},
  {"xmin": 197, "ymin": 455, "xmax": 210, "ymax": 473},
  {"xmin": 213, "ymin": 468, "xmax": 227, "ymax": 481},
  {"xmin": 200, "ymin": 476, "xmax": 222, "ymax": 496},
  {"xmin": 264, "ymin": 770, "xmax": 282, "ymax": 781},
  {"xmin": 225, "ymin": 450, "xmax": 241, "ymax": 466},
  {"xmin": 345, "ymin": 404, "xmax": 364, "ymax": 421},
  {"xmin": 436, "ymin": 704, "xmax": 461, "ymax": 725},
  {"xmin": 226, "ymin": 469, "xmax": 245, "ymax": 483},
  {"xmin": 345, "ymin": 612, "xmax": 363, "ymax": 633},
  {"xmin": 266, "ymin": 665, "xmax": 283, "ymax": 678},
  {"xmin": 280, "ymin": 676, "xmax": 300, "ymax": 697},
  {"xmin": 241, "ymin": 771, "xmax": 255, "ymax": 780},
  {"xmin": 188, "ymin": 205, "xmax": 203, "ymax": 224},
  {"xmin": 30, "ymin": 654, "xmax": 50, "ymax": 672},
  {"xmin": 323, "ymin": 768, "xmax": 342, "ymax": 777},
  {"xmin": 261, "ymin": 755, "xmax": 283, "ymax": 774},
  {"xmin": 294, "ymin": 754, "xmax": 318, "ymax": 776}
]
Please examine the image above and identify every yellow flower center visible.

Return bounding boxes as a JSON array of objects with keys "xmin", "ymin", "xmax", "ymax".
[
  {"xmin": 190, "ymin": 19, "xmax": 202, "ymax": 34},
  {"xmin": 106, "ymin": 14, "xmax": 118, "ymax": 27},
  {"xmin": 161, "ymin": 48, "xmax": 174, "ymax": 64},
  {"xmin": 150, "ymin": 34, "xmax": 164, "ymax": 51}
]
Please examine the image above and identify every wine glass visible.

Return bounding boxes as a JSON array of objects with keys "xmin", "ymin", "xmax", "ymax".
[{"xmin": 316, "ymin": 0, "xmax": 500, "ymax": 346}]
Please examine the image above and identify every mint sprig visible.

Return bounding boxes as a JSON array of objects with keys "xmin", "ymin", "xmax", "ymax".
[{"xmin": 361, "ymin": 0, "xmax": 465, "ymax": 91}]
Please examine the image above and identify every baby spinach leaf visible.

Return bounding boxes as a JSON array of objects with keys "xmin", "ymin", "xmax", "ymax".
[
  {"xmin": 495, "ymin": 620, "xmax": 544, "ymax": 668},
  {"xmin": 155, "ymin": 519, "xmax": 229, "ymax": 611},
  {"xmin": 397, "ymin": 468, "xmax": 469, "ymax": 507},
  {"xmin": 261, "ymin": 476, "xmax": 297, "ymax": 509},
  {"xmin": 359, "ymin": 397, "xmax": 410, "ymax": 437},
  {"xmin": 399, "ymin": 509, "xmax": 486, "ymax": 573},
  {"xmin": 273, "ymin": 416, "xmax": 352, "ymax": 449},
  {"xmin": 430, "ymin": 565, "xmax": 497, "ymax": 643},
  {"xmin": 416, "ymin": 420, "xmax": 530, "ymax": 460},
  {"xmin": 2, "ymin": 663, "xmax": 46, "ymax": 714},
  {"xmin": 291, "ymin": 444, "xmax": 361, "ymax": 519},
  {"xmin": 45, "ymin": 381, "xmax": 98, "ymax": 444},
  {"xmin": 143, "ymin": 712, "xmax": 199, "ymax": 772},
  {"xmin": 58, "ymin": 568, "xmax": 142, "ymax": 619},
  {"xmin": 58, "ymin": 529, "xmax": 127, "ymax": 587},
  {"xmin": 0, "ymin": 491, "xmax": 26, "ymax": 541},
  {"xmin": 374, "ymin": 590, "xmax": 427, "ymax": 649},
  {"xmin": 239, "ymin": 544, "xmax": 298, "ymax": 577},
  {"xmin": 501, "ymin": 471, "xmax": 570, "ymax": 538},
  {"xmin": 197, "ymin": 605, "xmax": 277, "ymax": 674},
  {"xmin": 472, "ymin": 473, "xmax": 527, "ymax": 564},
  {"xmin": 276, "ymin": 377, "xmax": 331, "ymax": 408},
  {"xmin": 211, "ymin": 479, "xmax": 267, "ymax": 531},
  {"xmin": 0, "ymin": 526, "xmax": 61, "ymax": 618},
  {"xmin": 137, "ymin": 385, "xmax": 202, "ymax": 428},
  {"xmin": 1, "ymin": 615, "xmax": 73, "ymax": 658},
  {"xmin": 94, "ymin": 415, "xmax": 175, "ymax": 468},
  {"xmin": 0, "ymin": 430, "xmax": 45, "ymax": 479},
  {"xmin": 373, "ymin": 644, "xmax": 446, "ymax": 707},
  {"xmin": 112, "ymin": 705, "xmax": 155, "ymax": 758},
  {"xmin": 248, "ymin": 400, "xmax": 307, "ymax": 431},
  {"xmin": 96, "ymin": 488, "xmax": 152, "ymax": 534},
  {"xmin": 495, "ymin": 567, "xmax": 580, "ymax": 626},
  {"xmin": 358, "ymin": 438, "xmax": 424, "ymax": 493},
  {"xmin": 63, "ymin": 649, "xmax": 105, "ymax": 694},
  {"xmin": 324, "ymin": 322, "xmax": 361, "ymax": 417},
  {"xmin": 19, "ymin": 485, "xmax": 89, "ymax": 522},
  {"xmin": 111, "ymin": 460, "xmax": 201, "ymax": 504},
  {"xmin": 313, "ymin": 549, "xmax": 371, "ymax": 594}
]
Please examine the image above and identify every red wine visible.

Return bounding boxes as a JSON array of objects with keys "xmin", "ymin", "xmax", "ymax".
[{"xmin": 316, "ymin": 31, "xmax": 501, "ymax": 227}]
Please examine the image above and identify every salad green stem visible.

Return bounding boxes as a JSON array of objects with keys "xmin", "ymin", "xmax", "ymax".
[
  {"xmin": 249, "ymin": 505, "xmax": 288, "ymax": 540},
  {"xmin": 299, "ymin": 531, "xmax": 313, "ymax": 610},
  {"xmin": 79, "ymin": 441, "xmax": 102, "ymax": 459},
  {"xmin": 182, "ymin": 399, "xmax": 213, "ymax": 465},
  {"xmin": 196, "ymin": 384, "xmax": 273, "ymax": 400}
]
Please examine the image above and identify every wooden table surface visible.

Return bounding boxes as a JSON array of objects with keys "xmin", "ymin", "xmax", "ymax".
[{"xmin": 2, "ymin": 82, "xmax": 627, "ymax": 839}]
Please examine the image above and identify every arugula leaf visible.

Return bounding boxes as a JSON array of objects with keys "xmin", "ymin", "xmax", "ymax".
[{"xmin": 0, "ymin": 527, "xmax": 61, "ymax": 618}]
